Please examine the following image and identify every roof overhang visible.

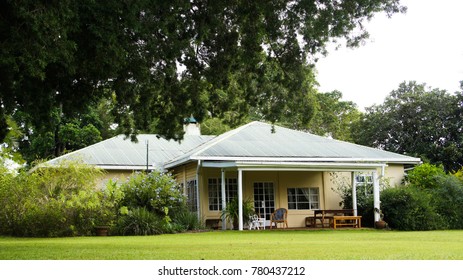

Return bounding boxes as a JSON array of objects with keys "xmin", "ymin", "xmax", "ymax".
[
  {"xmin": 200, "ymin": 160, "xmax": 388, "ymax": 172},
  {"xmin": 165, "ymin": 155, "xmax": 421, "ymax": 170}
]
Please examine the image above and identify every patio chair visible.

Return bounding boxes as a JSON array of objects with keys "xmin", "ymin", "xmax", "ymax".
[{"xmin": 270, "ymin": 208, "xmax": 288, "ymax": 229}]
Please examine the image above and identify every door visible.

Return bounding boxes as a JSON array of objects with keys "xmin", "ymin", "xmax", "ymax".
[{"xmin": 253, "ymin": 182, "xmax": 275, "ymax": 222}]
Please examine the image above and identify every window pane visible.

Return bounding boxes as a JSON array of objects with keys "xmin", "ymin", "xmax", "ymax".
[
  {"xmin": 298, "ymin": 194, "xmax": 309, "ymax": 203},
  {"xmin": 298, "ymin": 203, "xmax": 310, "ymax": 209}
]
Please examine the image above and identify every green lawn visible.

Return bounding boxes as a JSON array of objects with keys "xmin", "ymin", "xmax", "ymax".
[{"xmin": 1, "ymin": 229, "xmax": 462, "ymax": 260}]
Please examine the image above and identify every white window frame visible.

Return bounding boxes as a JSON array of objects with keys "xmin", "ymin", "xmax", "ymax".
[
  {"xmin": 287, "ymin": 187, "xmax": 320, "ymax": 210},
  {"xmin": 354, "ymin": 173, "xmax": 374, "ymax": 196},
  {"xmin": 208, "ymin": 177, "xmax": 238, "ymax": 211}
]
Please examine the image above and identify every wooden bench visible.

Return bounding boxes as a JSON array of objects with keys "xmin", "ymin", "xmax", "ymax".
[
  {"xmin": 333, "ymin": 216, "xmax": 362, "ymax": 229},
  {"xmin": 313, "ymin": 209, "xmax": 354, "ymax": 228}
]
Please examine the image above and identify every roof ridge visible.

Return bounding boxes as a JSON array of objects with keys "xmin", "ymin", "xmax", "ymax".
[
  {"xmin": 191, "ymin": 121, "xmax": 261, "ymax": 156},
  {"xmin": 164, "ymin": 121, "xmax": 264, "ymax": 167}
]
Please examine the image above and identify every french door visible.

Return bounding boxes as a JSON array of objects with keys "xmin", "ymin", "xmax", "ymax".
[{"xmin": 253, "ymin": 182, "xmax": 275, "ymax": 221}]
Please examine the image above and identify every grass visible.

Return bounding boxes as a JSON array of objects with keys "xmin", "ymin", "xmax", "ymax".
[{"xmin": 1, "ymin": 229, "xmax": 463, "ymax": 260}]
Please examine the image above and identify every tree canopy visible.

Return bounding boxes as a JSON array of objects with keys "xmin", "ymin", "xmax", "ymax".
[
  {"xmin": 0, "ymin": 0, "xmax": 405, "ymax": 148},
  {"xmin": 308, "ymin": 90, "xmax": 361, "ymax": 141},
  {"xmin": 353, "ymin": 81, "xmax": 463, "ymax": 171}
]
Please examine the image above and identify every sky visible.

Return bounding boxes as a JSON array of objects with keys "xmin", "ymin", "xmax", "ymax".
[{"xmin": 315, "ymin": 0, "xmax": 463, "ymax": 110}]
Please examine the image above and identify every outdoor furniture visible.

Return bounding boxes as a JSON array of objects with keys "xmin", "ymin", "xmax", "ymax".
[
  {"xmin": 333, "ymin": 216, "xmax": 362, "ymax": 229},
  {"xmin": 248, "ymin": 214, "xmax": 264, "ymax": 230},
  {"xmin": 313, "ymin": 209, "xmax": 354, "ymax": 228},
  {"xmin": 270, "ymin": 208, "xmax": 288, "ymax": 229}
]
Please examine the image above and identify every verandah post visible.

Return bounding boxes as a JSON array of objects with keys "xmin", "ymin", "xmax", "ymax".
[
  {"xmin": 352, "ymin": 172, "xmax": 358, "ymax": 216},
  {"xmin": 221, "ymin": 168, "xmax": 227, "ymax": 230},
  {"xmin": 238, "ymin": 169, "xmax": 243, "ymax": 231},
  {"xmin": 373, "ymin": 170, "xmax": 380, "ymax": 222}
]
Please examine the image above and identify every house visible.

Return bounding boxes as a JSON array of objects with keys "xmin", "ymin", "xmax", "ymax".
[{"xmin": 48, "ymin": 121, "xmax": 421, "ymax": 230}]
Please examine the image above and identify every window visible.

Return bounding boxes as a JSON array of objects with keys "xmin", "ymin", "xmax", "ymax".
[
  {"xmin": 208, "ymin": 178, "xmax": 238, "ymax": 211},
  {"xmin": 186, "ymin": 179, "xmax": 198, "ymax": 212},
  {"xmin": 355, "ymin": 173, "xmax": 373, "ymax": 196},
  {"xmin": 287, "ymin": 188, "xmax": 319, "ymax": 210}
]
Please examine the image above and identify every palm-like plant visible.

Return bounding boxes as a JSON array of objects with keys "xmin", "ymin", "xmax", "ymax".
[{"xmin": 221, "ymin": 197, "xmax": 255, "ymax": 229}]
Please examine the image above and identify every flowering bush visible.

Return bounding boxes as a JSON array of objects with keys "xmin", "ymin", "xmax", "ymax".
[{"xmin": 118, "ymin": 171, "xmax": 185, "ymax": 223}]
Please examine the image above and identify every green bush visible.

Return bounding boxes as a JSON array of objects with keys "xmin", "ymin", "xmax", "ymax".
[
  {"xmin": 0, "ymin": 160, "xmax": 119, "ymax": 237},
  {"xmin": 20, "ymin": 198, "xmax": 71, "ymax": 237},
  {"xmin": 429, "ymin": 175, "xmax": 463, "ymax": 229},
  {"xmin": 381, "ymin": 186, "xmax": 444, "ymax": 231},
  {"xmin": 406, "ymin": 163, "xmax": 446, "ymax": 189},
  {"xmin": 118, "ymin": 171, "xmax": 185, "ymax": 223}
]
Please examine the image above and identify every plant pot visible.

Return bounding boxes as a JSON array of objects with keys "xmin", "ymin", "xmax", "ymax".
[
  {"xmin": 375, "ymin": 220, "xmax": 387, "ymax": 229},
  {"xmin": 95, "ymin": 226, "xmax": 110, "ymax": 236}
]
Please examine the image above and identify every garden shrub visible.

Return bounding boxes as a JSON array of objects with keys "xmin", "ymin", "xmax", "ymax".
[
  {"xmin": 0, "ymin": 160, "xmax": 119, "ymax": 237},
  {"xmin": 380, "ymin": 186, "xmax": 444, "ymax": 231},
  {"xmin": 118, "ymin": 171, "xmax": 185, "ymax": 223},
  {"xmin": 453, "ymin": 168, "xmax": 463, "ymax": 182},
  {"xmin": 428, "ymin": 175, "xmax": 463, "ymax": 229},
  {"xmin": 0, "ymin": 161, "xmax": 195, "ymax": 237},
  {"xmin": 406, "ymin": 163, "xmax": 446, "ymax": 189}
]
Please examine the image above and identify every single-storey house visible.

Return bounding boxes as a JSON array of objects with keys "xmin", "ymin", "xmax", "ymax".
[{"xmin": 48, "ymin": 121, "xmax": 421, "ymax": 230}]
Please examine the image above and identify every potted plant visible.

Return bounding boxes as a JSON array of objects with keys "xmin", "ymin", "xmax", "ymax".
[
  {"xmin": 374, "ymin": 208, "xmax": 387, "ymax": 229},
  {"xmin": 92, "ymin": 193, "xmax": 118, "ymax": 236},
  {"xmin": 221, "ymin": 197, "xmax": 254, "ymax": 229}
]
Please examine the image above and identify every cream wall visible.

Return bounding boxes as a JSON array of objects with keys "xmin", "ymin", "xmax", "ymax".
[
  {"xmin": 276, "ymin": 171, "xmax": 324, "ymax": 228},
  {"xmin": 199, "ymin": 169, "xmax": 329, "ymax": 228},
  {"xmin": 171, "ymin": 162, "xmax": 198, "ymax": 187},
  {"xmin": 384, "ymin": 164, "xmax": 405, "ymax": 187},
  {"xmin": 323, "ymin": 171, "xmax": 349, "ymax": 210},
  {"xmin": 96, "ymin": 170, "xmax": 134, "ymax": 189}
]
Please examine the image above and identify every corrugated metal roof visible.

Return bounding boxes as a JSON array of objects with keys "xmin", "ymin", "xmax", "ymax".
[
  {"xmin": 165, "ymin": 121, "xmax": 421, "ymax": 167},
  {"xmin": 47, "ymin": 134, "xmax": 215, "ymax": 170},
  {"xmin": 47, "ymin": 121, "xmax": 420, "ymax": 170}
]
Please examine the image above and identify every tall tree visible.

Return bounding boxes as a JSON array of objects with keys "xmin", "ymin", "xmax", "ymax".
[
  {"xmin": 353, "ymin": 81, "xmax": 463, "ymax": 171},
  {"xmin": 308, "ymin": 90, "xmax": 361, "ymax": 141},
  {"xmin": 13, "ymin": 103, "xmax": 104, "ymax": 162},
  {"xmin": 0, "ymin": 0, "xmax": 406, "ymax": 146}
]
